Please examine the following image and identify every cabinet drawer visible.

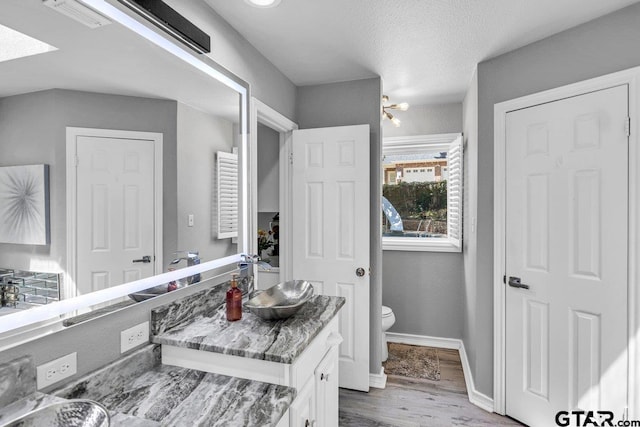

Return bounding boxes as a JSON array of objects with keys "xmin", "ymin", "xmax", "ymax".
[{"xmin": 315, "ymin": 346, "xmax": 339, "ymax": 427}]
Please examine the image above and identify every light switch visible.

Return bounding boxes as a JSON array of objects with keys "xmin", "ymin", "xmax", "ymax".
[{"xmin": 188, "ymin": 214, "xmax": 194, "ymax": 227}]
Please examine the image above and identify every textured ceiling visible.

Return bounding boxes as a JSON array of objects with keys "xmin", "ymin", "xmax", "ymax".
[{"xmin": 205, "ymin": 0, "xmax": 640, "ymax": 105}]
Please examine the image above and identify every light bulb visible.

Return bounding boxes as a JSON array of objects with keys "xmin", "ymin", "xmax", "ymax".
[
  {"xmin": 391, "ymin": 116, "xmax": 401, "ymax": 127},
  {"xmin": 396, "ymin": 102, "xmax": 409, "ymax": 111}
]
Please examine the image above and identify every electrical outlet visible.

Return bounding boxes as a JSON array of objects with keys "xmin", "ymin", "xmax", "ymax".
[
  {"xmin": 120, "ymin": 321, "xmax": 149, "ymax": 353},
  {"xmin": 36, "ymin": 352, "xmax": 77, "ymax": 389},
  {"xmin": 188, "ymin": 214, "xmax": 194, "ymax": 227}
]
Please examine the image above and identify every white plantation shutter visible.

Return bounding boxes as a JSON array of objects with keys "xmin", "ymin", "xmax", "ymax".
[
  {"xmin": 216, "ymin": 151, "xmax": 238, "ymax": 239},
  {"xmin": 446, "ymin": 135, "xmax": 463, "ymax": 248}
]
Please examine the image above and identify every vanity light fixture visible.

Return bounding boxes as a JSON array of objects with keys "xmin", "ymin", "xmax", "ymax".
[
  {"xmin": 382, "ymin": 95, "xmax": 409, "ymax": 127},
  {"xmin": 244, "ymin": 0, "xmax": 282, "ymax": 8}
]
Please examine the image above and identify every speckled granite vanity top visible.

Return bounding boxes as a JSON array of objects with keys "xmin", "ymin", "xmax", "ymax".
[
  {"xmin": 152, "ymin": 294, "xmax": 345, "ymax": 364},
  {"xmin": 53, "ymin": 345, "xmax": 295, "ymax": 427}
]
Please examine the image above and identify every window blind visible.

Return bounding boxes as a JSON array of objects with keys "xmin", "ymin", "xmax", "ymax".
[
  {"xmin": 446, "ymin": 135, "xmax": 463, "ymax": 248},
  {"xmin": 216, "ymin": 151, "xmax": 238, "ymax": 239}
]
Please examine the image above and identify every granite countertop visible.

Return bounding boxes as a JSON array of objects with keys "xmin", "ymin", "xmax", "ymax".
[
  {"xmin": 53, "ymin": 345, "xmax": 296, "ymax": 427},
  {"xmin": 0, "ymin": 389, "xmax": 157, "ymax": 426},
  {"xmin": 152, "ymin": 295, "xmax": 345, "ymax": 364}
]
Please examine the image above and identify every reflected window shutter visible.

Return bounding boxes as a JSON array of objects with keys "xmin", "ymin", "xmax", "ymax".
[
  {"xmin": 216, "ymin": 151, "xmax": 238, "ymax": 239},
  {"xmin": 447, "ymin": 135, "xmax": 463, "ymax": 248}
]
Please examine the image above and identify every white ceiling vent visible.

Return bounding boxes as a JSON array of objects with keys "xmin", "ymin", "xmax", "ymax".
[{"xmin": 43, "ymin": 0, "xmax": 112, "ymax": 29}]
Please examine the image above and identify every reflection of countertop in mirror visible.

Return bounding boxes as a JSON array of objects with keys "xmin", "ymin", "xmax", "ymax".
[{"xmin": 152, "ymin": 295, "xmax": 345, "ymax": 363}]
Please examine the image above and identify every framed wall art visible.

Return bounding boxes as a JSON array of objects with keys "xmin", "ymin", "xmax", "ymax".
[{"xmin": 0, "ymin": 164, "xmax": 50, "ymax": 245}]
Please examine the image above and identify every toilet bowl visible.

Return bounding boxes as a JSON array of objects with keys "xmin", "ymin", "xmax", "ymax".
[{"xmin": 381, "ymin": 305, "xmax": 396, "ymax": 362}]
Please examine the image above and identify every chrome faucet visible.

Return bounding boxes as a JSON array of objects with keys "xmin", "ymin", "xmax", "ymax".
[
  {"xmin": 170, "ymin": 250, "xmax": 201, "ymax": 284},
  {"xmin": 238, "ymin": 254, "xmax": 272, "ymax": 295}
]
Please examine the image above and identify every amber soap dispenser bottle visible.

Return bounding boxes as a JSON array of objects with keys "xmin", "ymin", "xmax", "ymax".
[{"xmin": 226, "ymin": 274, "xmax": 242, "ymax": 321}]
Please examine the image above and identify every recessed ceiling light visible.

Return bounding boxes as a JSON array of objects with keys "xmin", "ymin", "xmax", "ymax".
[{"xmin": 244, "ymin": 0, "xmax": 281, "ymax": 8}]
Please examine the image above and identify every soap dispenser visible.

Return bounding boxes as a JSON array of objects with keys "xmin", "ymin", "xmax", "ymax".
[{"xmin": 226, "ymin": 274, "xmax": 242, "ymax": 321}]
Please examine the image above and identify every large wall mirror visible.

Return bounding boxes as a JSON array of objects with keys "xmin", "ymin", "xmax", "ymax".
[{"xmin": 0, "ymin": 0, "xmax": 249, "ymax": 337}]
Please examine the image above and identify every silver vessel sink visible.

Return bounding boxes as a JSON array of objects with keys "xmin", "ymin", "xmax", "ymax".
[
  {"xmin": 245, "ymin": 280, "xmax": 314, "ymax": 320},
  {"xmin": 5, "ymin": 399, "xmax": 110, "ymax": 427}
]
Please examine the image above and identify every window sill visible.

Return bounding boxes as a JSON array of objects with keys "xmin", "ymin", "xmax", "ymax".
[{"xmin": 382, "ymin": 237, "xmax": 461, "ymax": 253}]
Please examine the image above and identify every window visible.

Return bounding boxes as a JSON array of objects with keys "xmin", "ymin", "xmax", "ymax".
[{"xmin": 382, "ymin": 133, "xmax": 463, "ymax": 252}]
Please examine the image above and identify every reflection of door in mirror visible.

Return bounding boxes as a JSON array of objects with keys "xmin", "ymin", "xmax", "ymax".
[{"xmin": 74, "ymin": 129, "xmax": 160, "ymax": 298}]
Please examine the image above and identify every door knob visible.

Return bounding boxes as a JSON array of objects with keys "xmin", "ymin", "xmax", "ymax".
[
  {"xmin": 356, "ymin": 267, "xmax": 366, "ymax": 277},
  {"xmin": 508, "ymin": 276, "xmax": 529, "ymax": 290},
  {"xmin": 132, "ymin": 255, "xmax": 152, "ymax": 263}
]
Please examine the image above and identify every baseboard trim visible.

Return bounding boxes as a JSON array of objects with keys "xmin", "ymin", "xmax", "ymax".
[
  {"xmin": 457, "ymin": 340, "xmax": 495, "ymax": 412},
  {"xmin": 386, "ymin": 332, "xmax": 460, "ymax": 350},
  {"xmin": 369, "ymin": 366, "xmax": 387, "ymax": 389},
  {"xmin": 385, "ymin": 332, "xmax": 494, "ymax": 413}
]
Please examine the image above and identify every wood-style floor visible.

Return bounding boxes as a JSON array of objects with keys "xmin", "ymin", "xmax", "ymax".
[{"xmin": 339, "ymin": 347, "xmax": 523, "ymax": 426}]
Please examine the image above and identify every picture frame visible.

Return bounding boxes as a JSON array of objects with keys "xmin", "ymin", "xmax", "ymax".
[{"xmin": 0, "ymin": 164, "xmax": 50, "ymax": 245}]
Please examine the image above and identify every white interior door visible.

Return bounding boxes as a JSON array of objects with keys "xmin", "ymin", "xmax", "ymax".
[
  {"xmin": 291, "ymin": 124, "xmax": 370, "ymax": 391},
  {"xmin": 74, "ymin": 133, "xmax": 157, "ymax": 296},
  {"xmin": 505, "ymin": 85, "xmax": 628, "ymax": 425}
]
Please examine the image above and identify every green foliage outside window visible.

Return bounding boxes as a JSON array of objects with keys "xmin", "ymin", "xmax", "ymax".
[{"xmin": 383, "ymin": 181, "xmax": 448, "ymax": 234}]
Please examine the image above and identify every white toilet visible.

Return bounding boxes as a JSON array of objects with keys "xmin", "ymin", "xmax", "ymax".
[{"xmin": 381, "ymin": 305, "xmax": 396, "ymax": 362}]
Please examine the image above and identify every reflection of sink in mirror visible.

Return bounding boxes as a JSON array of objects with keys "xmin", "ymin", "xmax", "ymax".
[
  {"xmin": 0, "ymin": 0, "xmax": 244, "ymax": 331},
  {"xmin": 4, "ymin": 399, "xmax": 109, "ymax": 427}
]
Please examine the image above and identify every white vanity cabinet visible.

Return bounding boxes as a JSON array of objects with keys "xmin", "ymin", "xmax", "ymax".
[{"xmin": 160, "ymin": 316, "xmax": 342, "ymax": 427}]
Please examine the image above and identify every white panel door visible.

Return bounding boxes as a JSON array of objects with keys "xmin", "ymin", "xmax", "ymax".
[
  {"xmin": 292, "ymin": 125, "xmax": 370, "ymax": 391},
  {"xmin": 505, "ymin": 85, "xmax": 628, "ymax": 426},
  {"xmin": 76, "ymin": 135, "xmax": 156, "ymax": 295}
]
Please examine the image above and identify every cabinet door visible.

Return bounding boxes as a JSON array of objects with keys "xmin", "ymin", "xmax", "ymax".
[
  {"xmin": 290, "ymin": 376, "xmax": 316, "ymax": 427},
  {"xmin": 315, "ymin": 347, "xmax": 339, "ymax": 427}
]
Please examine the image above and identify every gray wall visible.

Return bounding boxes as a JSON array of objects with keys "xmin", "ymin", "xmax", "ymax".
[
  {"xmin": 383, "ymin": 103, "xmax": 463, "ymax": 138},
  {"xmin": 296, "ymin": 78, "xmax": 383, "ymax": 374},
  {"xmin": 257, "ymin": 124, "xmax": 280, "ymax": 212},
  {"xmin": 0, "ymin": 89, "xmax": 178, "ymax": 274},
  {"xmin": 165, "ymin": 0, "xmax": 297, "ymax": 121},
  {"xmin": 176, "ymin": 103, "xmax": 237, "ymax": 263},
  {"xmin": 382, "ymin": 251, "xmax": 464, "ymax": 338},
  {"xmin": 382, "ymin": 102, "xmax": 464, "ymax": 339},
  {"xmin": 466, "ymin": 1, "xmax": 640, "ymax": 397}
]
